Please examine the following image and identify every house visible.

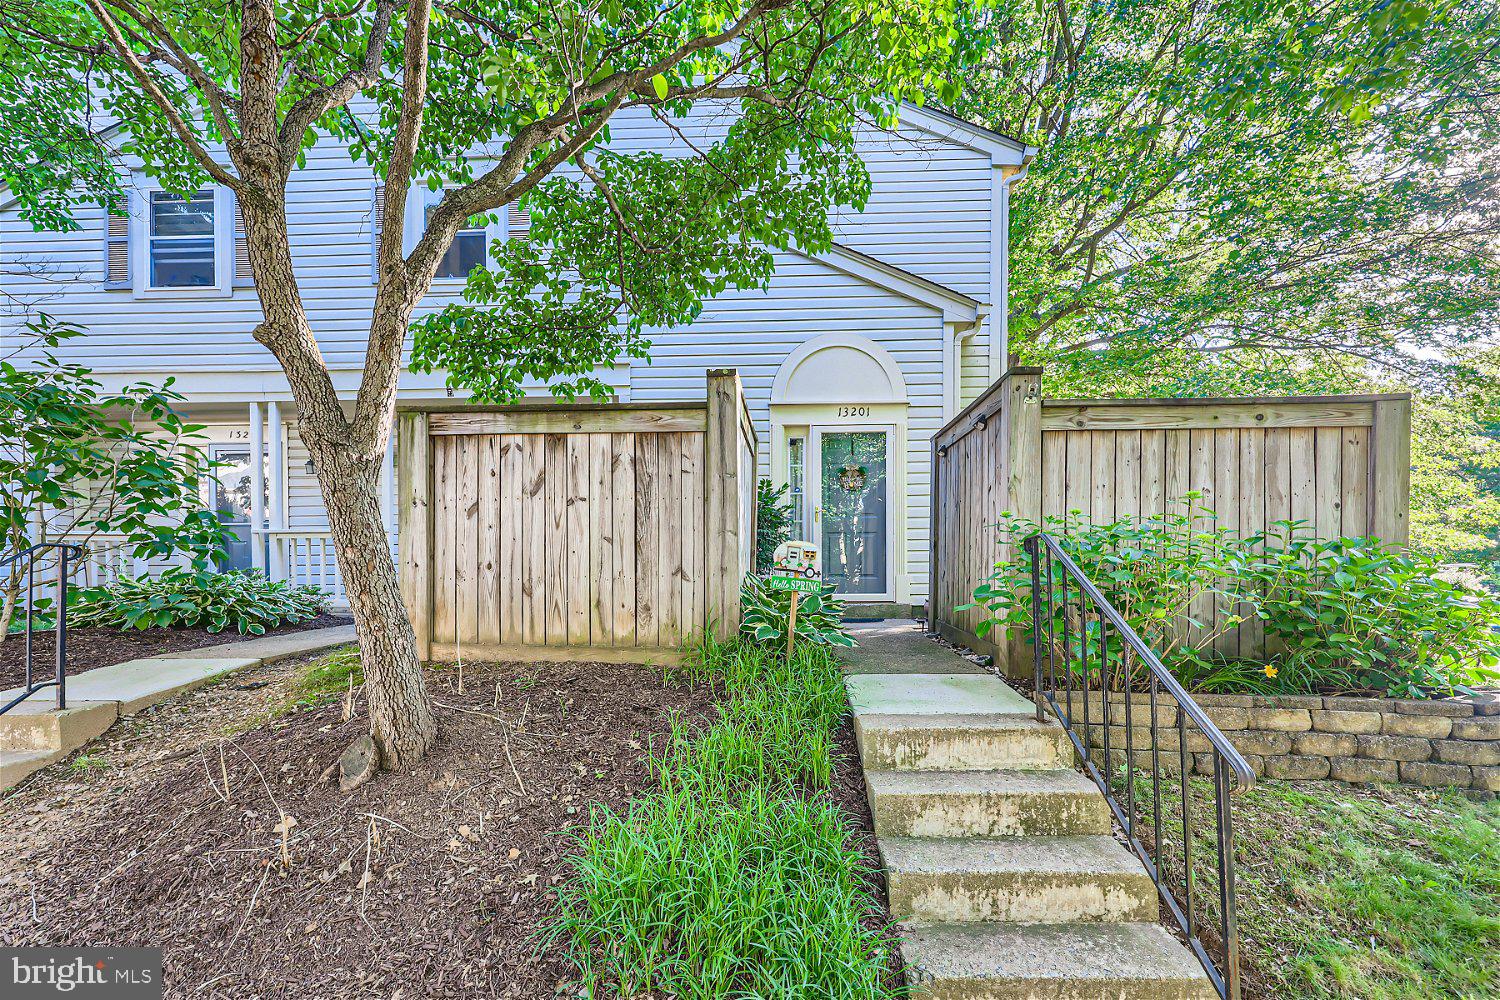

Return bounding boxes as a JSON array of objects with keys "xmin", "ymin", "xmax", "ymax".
[{"xmin": 0, "ymin": 104, "xmax": 1035, "ymax": 616}]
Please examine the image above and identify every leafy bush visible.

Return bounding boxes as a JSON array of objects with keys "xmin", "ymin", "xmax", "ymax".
[
  {"xmin": 969, "ymin": 502, "xmax": 1500, "ymax": 699},
  {"xmin": 552, "ymin": 636, "xmax": 895, "ymax": 1000},
  {"xmin": 71, "ymin": 570, "xmax": 330, "ymax": 635},
  {"xmin": 753, "ymin": 477, "xmax": 795, "ymax": 573},
  {"xmin": 740, "ymin": 573, "xmax": 856, "ymax": 648}
]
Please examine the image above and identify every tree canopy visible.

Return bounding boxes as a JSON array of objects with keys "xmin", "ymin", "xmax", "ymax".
[
  {"xmin": 954, "ymin": 0, "xmax": 1500, "ymax": 391},
  {"xmin": 1, "ymin": 0, "xmax": 967, "ymax": 401}
]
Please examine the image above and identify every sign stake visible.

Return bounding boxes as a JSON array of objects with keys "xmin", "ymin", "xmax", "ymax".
[{"xmin": 786, "ymin": 590, "xmax": 799, "ymax": 661}]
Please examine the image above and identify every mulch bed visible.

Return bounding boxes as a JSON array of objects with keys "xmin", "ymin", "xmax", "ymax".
[
  {"xmin": 0, "ymin": 614, "xmax": 353, "ymax": 689},
  {"xmin": 0, "ymin": 657, "xmax": 721, "ymax": 999}
]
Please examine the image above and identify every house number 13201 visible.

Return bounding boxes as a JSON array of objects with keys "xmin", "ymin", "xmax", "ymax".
[{"xmin": 836, "ymin": 406, "xmax": 870, "ymax": 418}]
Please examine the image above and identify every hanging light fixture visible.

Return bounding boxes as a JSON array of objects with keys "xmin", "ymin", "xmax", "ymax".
[{"xmin": 836, "ymin": 437, "xmax": 867, "ymax": 494}]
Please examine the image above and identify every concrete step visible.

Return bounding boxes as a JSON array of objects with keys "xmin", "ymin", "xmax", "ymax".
[
  {"xmin": 868, "ymin": 769, "xmax": 1111, "ymax": 838},
  {"xmin": 901, "ymin": 922, "xmax": 1217, "ymax": 1000},
  {"xmin": 0, "ymin": 701, "xmax": 118, "ymax": 753},
  {"xmin": 847, "ymin": 672, "xmax": 1036, "ymax": 717},
  {"xmin": 856, "ymin": 713, "xmax": 1073, "ymax": 772},
  {"xmin": 1, "ymin": 748, "xmax": 68, "ymax": 790},
  {"xmin": 881, "ymin": 835, "xmax": 1158, "ymax": 925}
]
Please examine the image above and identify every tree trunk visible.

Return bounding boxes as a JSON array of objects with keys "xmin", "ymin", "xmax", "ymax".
[
  {"xmin": 0, "ymin": 570, "xmax": 19, "ymax": 644},
  {"xmin": 306, "ymin": 434, "xmax": 437, "ymax": 769}
]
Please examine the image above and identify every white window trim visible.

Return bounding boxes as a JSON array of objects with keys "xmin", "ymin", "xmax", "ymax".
[{"xmin": 130, "ymin": 183, "xmax": 234, "ymax": 298}]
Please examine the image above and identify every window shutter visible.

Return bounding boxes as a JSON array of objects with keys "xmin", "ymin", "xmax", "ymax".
[
  {"xmin": 233, "ymin": 198, "xmax": 252, "ymax": 287},
  {"xmin": 507, "ymin": 203, "xmax": 530, "ymax": 242},
  {"xmin": 371, "ymin": 182, "xmax": 386, "ymax": 283},
  {"xmin": 103, "ymin": 201, "xmax": 130, "ymax": 288}
]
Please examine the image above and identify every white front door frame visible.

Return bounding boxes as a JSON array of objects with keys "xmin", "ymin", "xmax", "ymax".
[{"xmin": 808, "ymin": 422, "xmax": 898, "ymax": 603}]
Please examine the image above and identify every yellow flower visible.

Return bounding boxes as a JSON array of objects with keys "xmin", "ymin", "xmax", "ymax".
[{"xmin": 1264, "ymin": 664, "xmax": 1279, "ymax": 679}]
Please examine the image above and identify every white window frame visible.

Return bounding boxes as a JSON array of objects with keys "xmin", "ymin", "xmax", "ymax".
[
  {"xmin": 130, "ymin": 183, "xmax": 234, "ymax": 298},
  {"xmin": 407, "ymin": 187, "xmax": 506, "ymax": 285}
]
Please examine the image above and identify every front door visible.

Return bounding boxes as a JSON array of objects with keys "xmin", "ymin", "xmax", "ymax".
[
  {"xmin": 210, "ymin": 446, "xmax": 269, "ymax": 572},
  {"xmin": 809, "ymin": 427, "xmax": 892, "ymax": 599}
]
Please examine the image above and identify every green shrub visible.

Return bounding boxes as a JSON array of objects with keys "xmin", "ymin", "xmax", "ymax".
[
  {"xmin": 740, "ymin": 572, "xmax": 857, "ymax": 648},
  {"xmin": 71, "ymin": 570, "xmax": 330, "ymax": 635},
  {"xmin": 753, "ymin": 477, "xmax": 796, "ymax": 573},
  {"xmin": 969, "ymin": 502, "xmax": 1500, "ymax": 699},
  {"xmin": 552, "ymin": 637, "xmax": 895, "ymax": 1000}
]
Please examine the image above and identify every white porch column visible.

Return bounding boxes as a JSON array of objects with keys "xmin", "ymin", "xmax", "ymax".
[
  {"xmin": 267, "ymin": 401, "xmax": 287, "ymax": 580},
  {"xmin": 248, "ymin": 401, "xmax": 266, "ymax": 572}
]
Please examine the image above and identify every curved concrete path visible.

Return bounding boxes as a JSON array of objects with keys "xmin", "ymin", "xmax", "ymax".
[{"xmin": 1, "ymin": 625, "xmax": 355, "ymax": 791}]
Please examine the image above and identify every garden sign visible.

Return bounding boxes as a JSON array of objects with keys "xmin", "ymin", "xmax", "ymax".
[{"xmin": 769, "ymin": 540, "xmax": 822, "ymax": 658}]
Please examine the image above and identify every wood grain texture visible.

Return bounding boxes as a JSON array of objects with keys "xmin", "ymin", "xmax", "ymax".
[
  {"xmin": 1041, "ymin": 400, "xmax": 1376, "ymax": 431},
  {"xmin": 430, "ymin": 408, "xmax": 706, "ymax": 435},
  {"xmin": 396, "ymin": 413, "xmax": 431, "ymax": 660},
  {"xmin": 545, "ymin": 434, "xmax": 569, "ymax": 646}
]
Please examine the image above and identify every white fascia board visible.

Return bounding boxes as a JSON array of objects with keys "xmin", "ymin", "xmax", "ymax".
[
  {"xmin": 895, "ymin": 103, "xmax": 1037, "ymax": 166},
  {"xmin": 794, "ymin": 243, "xmax": 981, "ymax": 324}
]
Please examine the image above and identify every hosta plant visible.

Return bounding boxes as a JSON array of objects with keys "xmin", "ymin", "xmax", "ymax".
[
  {"xmin": 740, "ymin": 574, "xmax": 856, "ymax": 649},
  {"xmin": 967, "ymin": 499, "xmax": 1500, "ymax": 699},
  {"xmin": 71, "ymin": 570, "xmax": 330, "ymax": 635}
]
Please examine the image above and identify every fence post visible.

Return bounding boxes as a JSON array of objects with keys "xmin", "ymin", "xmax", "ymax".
[
  {"xmin": 396, "ymin": 410, "xmax": 433, "ymax": 661},
  {"xmin": 1002, "ymin": 370, "xmax": 1043, "ymax": 677},
  {"xmin": 1370, "ymin": 396, "xmax": 1412, "ymax": 547},
  {"xmin": 705, "ymin": 369, "xmax": 746, "ymax": 640}
]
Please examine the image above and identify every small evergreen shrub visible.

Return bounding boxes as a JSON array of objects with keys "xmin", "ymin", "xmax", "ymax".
[
  {"xmin": 71, "ymin": 570, "xmax": 330, "ymax": 635},
  {"xmin": 753, "ymin": 477, "xmax": 795, "ymax": 573},
  {"xmin": 968, "ymin": 501, "xmax": 1500, "ymax": 699}
]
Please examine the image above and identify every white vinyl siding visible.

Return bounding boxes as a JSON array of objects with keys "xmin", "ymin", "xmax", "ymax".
[{"xmin": 960, "ymin": 328, "xmax": 991, "ymax": 407}]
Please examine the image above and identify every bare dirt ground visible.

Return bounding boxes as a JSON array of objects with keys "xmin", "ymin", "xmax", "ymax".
[{"xmin": 0, "ymin": 652, "xmax": 721, "ymax": 999}]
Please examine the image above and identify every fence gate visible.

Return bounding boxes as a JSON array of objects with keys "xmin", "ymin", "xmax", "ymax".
[{"xmin": 398, "ymin": 370, "xmax": 756, "ymax": 662}]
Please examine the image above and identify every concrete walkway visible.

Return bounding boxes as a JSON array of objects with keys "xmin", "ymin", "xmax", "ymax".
[
  {"xmin": 842, "ymin": 619, "xmax": 987, "ymax": 674},
  {"xmin": 843, "ymin": 620, "xmax": 1215, "ymax": 1000},
  {"xmin": 1, "ymin": 624, "xmax": 356, "ymax": 791}
]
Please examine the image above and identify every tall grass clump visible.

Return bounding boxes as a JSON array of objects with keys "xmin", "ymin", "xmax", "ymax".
[{"xmin": 551, "ymin": 632, "xmax": 898, "ymax": 1000}]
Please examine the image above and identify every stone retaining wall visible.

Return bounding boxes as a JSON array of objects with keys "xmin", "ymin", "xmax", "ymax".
[{"xmin": 1056, "ymin": 690, "xmax": 1500, "ymax": 794}]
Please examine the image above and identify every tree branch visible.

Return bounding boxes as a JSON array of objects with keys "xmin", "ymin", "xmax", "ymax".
[{"xmin": 80, "ymin": 0, "xmax": 242, "ymax": 190}]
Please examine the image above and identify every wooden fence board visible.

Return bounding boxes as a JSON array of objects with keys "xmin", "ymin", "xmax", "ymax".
[{"xmin": 545, "ymin": 434, "xmax": 569, "ymax": 646}]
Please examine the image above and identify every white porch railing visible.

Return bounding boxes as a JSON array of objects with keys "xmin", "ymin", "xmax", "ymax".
[
  {"xmin": 53, "ymin": 531, "xmax": 347, "ymax": 606},
  {"xmin": 267, "ymin": 530, "xmax": 346, "ymax": 604},
  {"xmin": 60, "ymin": 533, "xmax": 198, "ymax": 588}
]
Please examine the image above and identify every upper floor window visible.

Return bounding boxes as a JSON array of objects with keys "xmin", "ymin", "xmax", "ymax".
[
  {"xmin": 428, "ymin": 204, "xmax": 487, "ymax": 280},
  {"xmin": 149, "ymin": 191, "xmax": 216, "ymax": 287}
]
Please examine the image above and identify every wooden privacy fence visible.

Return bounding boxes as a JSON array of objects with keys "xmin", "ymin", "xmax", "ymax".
[
  {"xmin": 931, "ymin": 370, "xmax": 1413, "ymax": 674},
  {"xmin": 398, "ymin": 370, "xmax": 757, "ymax": 663}
]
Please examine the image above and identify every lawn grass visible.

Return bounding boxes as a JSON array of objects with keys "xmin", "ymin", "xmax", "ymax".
[
  {"xmin": 550, "ymin": 635, "xmax": 899, "ymax": 1000},
  {"xmin": 1224, "ymin": 779, "xmax": 1498, "ymax": 1000}
]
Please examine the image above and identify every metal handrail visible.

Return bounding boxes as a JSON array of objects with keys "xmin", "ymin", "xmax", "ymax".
[
  {"xmin": 1, "ymin": 543, "xmax": 84, "ymax": 716},
  {"xmin": 1023, "ymin": 532, "xmax": 1253, "ymax": 1000}
]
